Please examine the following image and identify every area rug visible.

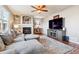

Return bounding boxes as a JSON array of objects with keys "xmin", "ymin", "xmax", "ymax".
[{"xmin": 37, "ymin": 35, "xmax": 74, "ymax": 54}]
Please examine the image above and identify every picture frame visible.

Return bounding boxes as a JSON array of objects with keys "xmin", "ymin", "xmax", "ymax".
[{"xmin": 22, "ymin": 16, "xmax": 31, "ymax": 24}]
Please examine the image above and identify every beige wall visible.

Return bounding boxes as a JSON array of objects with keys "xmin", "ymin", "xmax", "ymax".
[
  {"xmin": 9, "ymin": 14, "xmax": 14, "ymax": 29},
  {"xmin": 43, "ymin": 6, "xmax": 79, "ymax": 44}
]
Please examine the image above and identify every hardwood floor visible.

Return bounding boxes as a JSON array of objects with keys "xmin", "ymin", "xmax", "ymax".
[
  {"xmin": 58, "ymin": 40, "xmax": 79, "ymax": 54},
  {"xmin": 47, "ymin": 35, "xmax": 79, "ymax": 54}
]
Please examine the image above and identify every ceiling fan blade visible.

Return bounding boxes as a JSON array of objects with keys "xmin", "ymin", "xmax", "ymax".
[
  {"xmin": 31, "ymin": 10, "xmax": 37, "ymax": 12},
  {"xmin": 31, "ymin": 5, "xmax": 48, "ymax": 13},
  {"xmin": 31, "ymin": 6, "xmax": 38, "ymax": 9},
  {"xmin": 41, "ymin": 10, "xmax": 48, "ymax": 12},
  {"xmin": 41, "ymin": 5, "xmax": 46, "ymax": 8}
]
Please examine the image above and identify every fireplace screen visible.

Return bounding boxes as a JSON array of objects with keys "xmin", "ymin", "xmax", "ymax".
[{"xmin": 23, "ymin": 27, "xmax": 31, "ymax": 34}]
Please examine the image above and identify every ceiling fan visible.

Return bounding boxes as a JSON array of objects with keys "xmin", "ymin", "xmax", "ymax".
[{"xmin": 31, "ymin": 5, "xmax": 48, "ymax": 13}]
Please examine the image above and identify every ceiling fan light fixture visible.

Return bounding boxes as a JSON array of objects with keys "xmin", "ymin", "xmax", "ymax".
[
  {"xmin": 31, "ymin": 5, "xmax": 48, "ymax": 13},
  {"xmin": 37, "ymin": 10, "xmax": 42, "ymax": 13}
]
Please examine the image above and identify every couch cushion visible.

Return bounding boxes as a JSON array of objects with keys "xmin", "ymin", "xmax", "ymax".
[
  {"xmin": 1, "ymin": 34, "xmax": 14, "ymax": 45},
  {"xmin": 5, "ymin": 40, "xmax": 43, "ymax": 54},
  {"xmin": 0, "ymin": 37, "xmax": 5, "ymax": 51},
  {"xmin": 0, "ymin": 49, "xmax": 16, "ymax": 54},
  {"xmin": 14, "ymin": 34, "xmax": 24, "ymax": 42},
  {"xmin": 19, "ymin": 40, "xmax": 44, "ymax": 54}
]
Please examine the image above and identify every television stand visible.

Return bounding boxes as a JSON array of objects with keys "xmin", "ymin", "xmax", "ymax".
[{"xmin": 47, "ymin": 29, "xmax": 66, "ymax": 41}]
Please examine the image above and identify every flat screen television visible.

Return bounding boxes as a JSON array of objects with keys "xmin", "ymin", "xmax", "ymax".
[{"xmin": 49, "ymin": 18, "xmax": 63, "ymax": 29}]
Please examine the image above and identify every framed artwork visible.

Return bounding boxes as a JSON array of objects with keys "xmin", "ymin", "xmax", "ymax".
[{"xmin": 22, "ymin": 16, "xmax": 31, "ymax": 24}]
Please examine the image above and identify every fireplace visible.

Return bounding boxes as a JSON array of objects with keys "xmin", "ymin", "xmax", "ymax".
[{"xmin": 23, "ymin": 27, "xmax": 31, "ymax": 34}]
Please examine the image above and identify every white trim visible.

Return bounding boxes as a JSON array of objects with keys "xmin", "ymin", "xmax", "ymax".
[{"xmin": 70, "ymin": 40, "xmax": 79, "ymax": 44}]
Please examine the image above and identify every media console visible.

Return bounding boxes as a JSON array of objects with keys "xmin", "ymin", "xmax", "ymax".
[
  {"xmin": 47, "ymin": 29, "xmax": 66, "ymax": 41},
  {"xmin": 47, "ymin": 15, "xmax": 67, "ymax": 41}
]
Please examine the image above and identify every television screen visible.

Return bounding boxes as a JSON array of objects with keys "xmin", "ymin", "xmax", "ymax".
[{"xmin": 49, "ymin": 18, "xmax": 63, "ymax": 29}]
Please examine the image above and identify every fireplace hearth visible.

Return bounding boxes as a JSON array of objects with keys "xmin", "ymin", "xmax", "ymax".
[{"xmin": 23, "ymin": 27, "xmax": 31, "ymax": 34}]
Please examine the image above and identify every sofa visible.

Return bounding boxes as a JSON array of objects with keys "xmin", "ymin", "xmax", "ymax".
[
  {"xmin": 0, "ymin": 32, "xmax": 74, "ymax": 54},
  {"xmin": 0, "ymin": 30, "xmax": 44, "ymax": 54}
]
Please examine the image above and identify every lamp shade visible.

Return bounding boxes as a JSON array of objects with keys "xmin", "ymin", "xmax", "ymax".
[{"xmin": 14, "ymin": 24, "xmax": 19, "ymax": 28}]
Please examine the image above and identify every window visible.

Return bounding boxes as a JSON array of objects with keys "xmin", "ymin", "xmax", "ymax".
[{"xmin": 0, "ymin": 6, "xmax": 10, "ymax": 33}]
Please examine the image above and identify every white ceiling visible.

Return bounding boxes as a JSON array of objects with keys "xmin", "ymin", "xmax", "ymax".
[{"xmin": 7, "ymin": 5, "xmax": 72, "ymax": 18}]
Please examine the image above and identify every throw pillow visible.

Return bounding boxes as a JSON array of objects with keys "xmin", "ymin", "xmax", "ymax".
[
  {"xmin": 1, "ymin": 34, "xmax": 14, "ymax": 45},
  {"xmin": 0, "ymin": 37, "xmax": 5, "ymax": 51}
]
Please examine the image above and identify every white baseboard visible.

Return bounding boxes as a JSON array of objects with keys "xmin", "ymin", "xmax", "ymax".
[{"xmin": 70, "ymin": 40, "xmax": 79, "ymax": 44}]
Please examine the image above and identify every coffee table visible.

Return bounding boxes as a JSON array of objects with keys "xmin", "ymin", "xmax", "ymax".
[{"xmin": 24, "ymin": 34, "xmax": 40, "ymax": 41}]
